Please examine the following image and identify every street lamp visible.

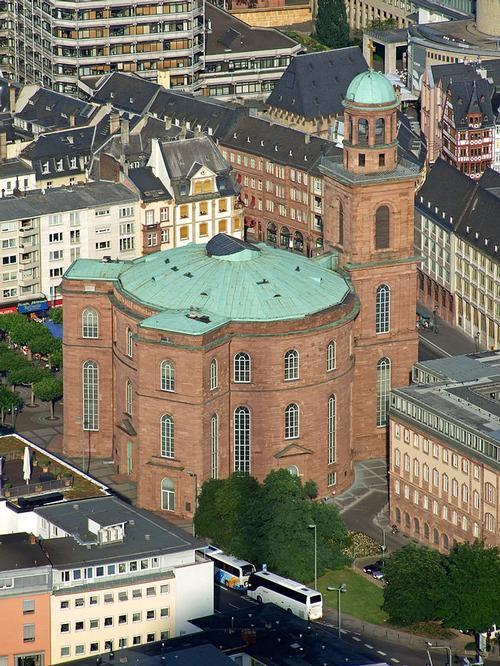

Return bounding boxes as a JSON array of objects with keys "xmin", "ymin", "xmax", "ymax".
[
  {"xmin": 426, "ymin": 642, "xmax": 452, "ymax": 666},
  {"xmin": 188, "ymin": 471, "xmax": 198, "ymax": 537},
  {"xmin": 327, "ymin": 584, "xmax": 347, "ymax": 639},
  {"xmin": 308, "ymin": 524, "xmax": 317, "ymax": 591},
  {"xmin": 381, "ymin": 526, "xmax": 387, "ymax": 565}
]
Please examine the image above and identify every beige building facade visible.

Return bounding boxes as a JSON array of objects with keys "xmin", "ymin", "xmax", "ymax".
[{"xmin": 389, "ymin": 353, "xmax": 500, "ymax": 552}]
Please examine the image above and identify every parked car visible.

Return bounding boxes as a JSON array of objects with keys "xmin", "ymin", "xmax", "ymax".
[
  {"xmin": 362, "ymin": 561, "xmax": 383, "ymax": 575},
  {"xmin": 372, "ymin": 569, "xmax": 385, "ymax": 581}
]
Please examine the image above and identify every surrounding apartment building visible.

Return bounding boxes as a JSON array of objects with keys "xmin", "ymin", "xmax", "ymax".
[
  {"xmin": 0, "ymin": 0, "xmax": 205, "ymax": 94},
  {"xmin": 0, "ymin": 182, "xmax": 139, "ymax": 307},
  {"xmin": 146, "ymin": 136, "xmax": 243, "ymax": 246},
  {"xmin": 419, "ymin": 59, "xmax": 500, "ymax": 166},
  {"xmin": 0, "ymin": 475, "xmax": 213, "ymax": 664},
  {"xmin": 199, "ymin": 4, "xmax": 301, "ymax": 99},
  {"xmin": 441, "ymin": 77, "xmax": 495, "ymax": 179},
  {"xmin": 345, "ymin": 0, "xmax": 472, "ymax": 31},
  {"xmin": 416, "ymin": 158, "xmax": 500, "ymax": 348},
  {"xmin": 0, "ymin": 158, "xmax": 36, "ymax": 196},
  {"xmin": 389, "ymin": 351, "xmax": 500, "ymax": 552}
]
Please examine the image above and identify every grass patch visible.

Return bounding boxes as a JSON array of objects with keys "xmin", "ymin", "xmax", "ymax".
[{"xmin": 314, "ymin": 567, "xmax": 389, "ymax": 625}]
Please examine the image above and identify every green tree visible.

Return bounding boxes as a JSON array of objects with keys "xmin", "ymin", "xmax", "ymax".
[
  {"xmin": 0, "ymin": 384, "xmax": 22, "ymax": 425},
  {"xmin": 33, "ymin": 376, "xmax": 63, "ymax": 419},
  {"xmin": 382, "ymin": 544, "xmax": 447, "ymax": 625},
  {"xmin": 7, "ymin": 366, "xmax": 48, "ymax": 406},
  {"xmin": 315, "ymin": 0, "xmax": 350, "ymax": 49},
  {"xmin": 194, "ymin": 478, "xmax": 226, "ymax": 543},
  {"xmin": 367, "ymin": 17, "xmax": 398, "ymax": 30},
  {"xmin": 48, "ymin": 308, "xmax": 63, "ymax": 324},
  {"xmin": 28, "ymin": 329, "xmax": 59, "ymax": 356},
  {"xmin": 48, "ymin": 346, "xmax": 63, "ymax": 371},
  {"xmin": 0, "ymin": 345, "xmax": 30, "ymax": 375},
  {"xmin": 440, "ymin": 542, "xmax": 500, "ymax": 632},
  {"xmin": 257, "ymin": 470, "xmax": 348, "ymax": 581}
]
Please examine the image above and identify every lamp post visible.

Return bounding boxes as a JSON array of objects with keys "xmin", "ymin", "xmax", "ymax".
[
  {"xmin": 188, "ymin": 471, "xmax": 198, "ymax": 536},
  {"xmin": 381, "ymin": 526, "xmax": 387, "ymax": 565},
  {"xmin": 426, "ymin": 642, "xmax": 452, "ymax": 666},
  {"xmin": 308, "ymin": 523, "xmax": 317, "ymax": 591},
  {"xmin": 327, "ymin": 584, "xmax": 347, "ymax": 639}
]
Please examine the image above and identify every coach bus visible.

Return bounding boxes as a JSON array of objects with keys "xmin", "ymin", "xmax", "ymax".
[
  {"xmin": 246, "ymin": 569, "xmax": 323, "ymax": 620},
  {"xmin": 200, "ymin": 547, "xmax": 256, "ymax": 591}
]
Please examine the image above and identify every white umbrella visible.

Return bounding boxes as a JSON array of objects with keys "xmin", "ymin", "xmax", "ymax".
[
  {"xmin": 23, "ymin": 447, "xmax": 31, "ymax": 484},
  {"xmin": 0, "ymin": 456, "xmax": 3, "ymax": 493}
]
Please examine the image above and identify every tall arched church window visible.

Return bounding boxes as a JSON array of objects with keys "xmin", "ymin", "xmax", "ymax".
[{"xmin": 375, "ymin": 206, "xmax": 390, "ymax": 249}]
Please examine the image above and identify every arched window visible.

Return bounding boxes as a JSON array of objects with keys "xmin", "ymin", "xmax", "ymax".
[
  {"xmin": 375, "ymin": 205, "xmax": 390, "ymax": 249},
  {"xmin": 485, "ymin": 512, "xmax": 495, "ymax": 532},
  {"xmin": 375, "ymin": 117, "xmax": 385, "ymax": 145},
  {"xmin": 338, "ymin": 202, "xmax": 344, "ymax": 245},
  {"xmin": 376, "ymin": 357, "xmax": 391, "ymax": 427},
  {"xmin": 375, "ymin": 284, "xmax": 390, "ymax": 334},
  {"xmin": 433, "ymin": 468, "xmax": 439, "ymax": 487},
  {"xmin": 462, "ymin": 516, "xmax": 468, "ymax": 532},
  {"xmin": 126, "ymin": 380, "xmax": 133, "ymax": 415},
  {"xmin": 394, "ymin": 449, "xmax": 401, "ymax": 467},
  {"xmin": 442, "ymin": 533, "xmax": 449, "ymax": 549},
  {"xmin": 433, "ymin": 528, "xmax": 439, "ymax": 544},
  {"xmin": 293, "ymin": 231, "xmax": 304, "ymax": 252},
  {"xmin": 161, "ymin": 477, "xmax": 175, "ymax": 512},
  {"xmin": 287, "ymin": 465, "xmax": 299, "ymax": 476},
  {"xmin": 83, "ymin": 360, "xmax": 99, "ymax": 431},
  {"xmin": 160, "ymin": 360, "xmax": 175, "ymax": 392},
  {"xmin": 234, "ymin": 406, "xmax": 250, "ymax": 472},
  {"xmin": 452, "ymin": 478, "xmax": 458, "ymax": 497},
  {"xmin": 210, "ymin": 414, "xmax": 218, "ymax": 479},
  {"xmin": 285, "ymin": 403, "xmax": 299, "ymax": 440},
  {"xmin": 423, "ymin": 463, "xmax": 429, "ymax": 482},
  {"xmin": 413, "ymin": 459, "xmax": 420, "ymax": 477},
  {"xmin": 82, "ymin": 308, "xmax": 99, "ymax": 339},
  {"xmin": 234, "ymin": 352, "xmax": 251, "ymax": 383},
  {"xmin": 267, "ymin": 222, "xmax": 277, "ymax": 244},
  {"xmin": 473, "ymin": 489, "xmax": 480, "ymax": 509},
  {"xmin": 126, "ymin": 328, "xmax": 134, "ymax": 358},
  {"xmin": 327, "ymin": 341, "xmax": 336, "ymax": 372},
  {"xmin": 284, "ymin": 349, "xmax": 299, "ymax": 381},
  {"xmin": 442, "ymin": 473, "xmax": 449, "ymax": 493},
  {"xmin": 485, "ymin": 482, "xmax": 496, "ymax": 505},
  {"xmin": 413, "ymin": 517, "xmax": 420, "ymax": 534},
  {"xmin": 404, "ymin": 453, "xmax": 410, "ymax": 472},
  {"xmin": 424, "ymin": 523, "xmax": 430, "ymax": 539},
  {"xmin": 280, "ymin": 226, "xmax": 290, "ymax": 247},
  {"xmin": 404, "ymin": 512, "xmax": 410, "ymax": 528},
  {"xmin": 210, "ymin": 359, "xmax": 218, "ymax": 391},
  {"xmin": 160, "ymin": 414, "xmax": 174, "ymax": 458},
  {"xmin": 328, "ymin": 395, "xmax": 336, "ymax": 464},
  {"xmin": 395, "ymin": 507, "xmax": 401, "ymax": 524},
  {"xmin": 358, "ymin": 118, "xmax": 368, "ymax": 145}
]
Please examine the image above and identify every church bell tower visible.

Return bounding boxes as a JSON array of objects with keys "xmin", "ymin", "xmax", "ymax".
[{"xmin": 321, "ymin": 70, "xmax": 419, "ymax": 460}]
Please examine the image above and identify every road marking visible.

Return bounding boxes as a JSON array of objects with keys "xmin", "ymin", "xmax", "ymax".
[
  {"xmin": 364, "ymin": 644, "xmax": 373, "ymax": 649},
  {"xmin": 377, "ymin": 651, "xmax": 387, "ymax": 656},
  {"xmin": 341, "ymin": 629, "xmax": 348, "ymax": 634},
  {"xmin": 214, "ymin": 609, "xmax": 222, "ymax": 614},
  {"xmin": 228, "ymin": 603, "xmax": 239, "ymax": 609},
  {"xmin": 390, "ymin": 659, "xmax": 400, "ymax": 663},
  {"xmin": 352, "ymin": 636, "xmax": 361, "ymax": 642}
]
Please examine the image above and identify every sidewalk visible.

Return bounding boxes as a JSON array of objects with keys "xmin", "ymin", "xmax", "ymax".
[
  {"xmin": 417, "ymin": 303, "xmax": 479, "ymax": 358},
  {"xmin": 323, "ymin": 606, "xmax": 500, "ymax": 660}
]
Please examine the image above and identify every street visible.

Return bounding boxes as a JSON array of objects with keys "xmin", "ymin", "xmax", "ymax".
[{"xmin": 214, "ymin": 584, "xmax": 451, "ymax": 666}]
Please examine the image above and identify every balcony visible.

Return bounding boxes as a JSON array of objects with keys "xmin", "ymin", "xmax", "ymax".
[{"xmin": 19, "ymin": 226, "xmax": 37, "ymax": 238}]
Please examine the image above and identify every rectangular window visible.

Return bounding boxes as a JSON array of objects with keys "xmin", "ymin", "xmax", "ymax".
[
  {"xmin": 327, "ymin": 471, "xmax": 336, "ymax": 487},
  {"xmin": 89, "ymin": 595, "xmax": 98, "ymax": 605},
  {"xmin": 160, "ymin": 584, "xmax": 170, "ymax": 594},
  {"xmin": 23, "ymin": 599, "xmax": 35, "ymax": 614},
  {"xmin": 146, "ymin": 586, "xmax": 156, "ymax": 596},
  {"xmin": 75, "ymin": 621, "xmax": 84, "ymax": 631},
  {"xmin": 90, "ymin": 619, "xmax": 99, "ymax": 629},
  {"xmin": 120, "ymin": 237, "xmax": 134, "ymax": 252},
  {"xmin": 146, "ymin": 610, "xmax": 155, "ymax": 620},
  {"xmin": 23, "ymin": 624, "xmax": 35, "ymax": 642},
  {"xmin": 160, "ymin": 207, "xmax": 169, "ymax": 222},
  {"xmin": 120, "ymin": 206, "xmax": 134, "ymax": 218},
  {"xmin": 104, "ymin": 593, "xmax": 113, "ymax": 603},
  {"xmin": 60, "ymin": 623, "xmax": 70, "ymax": 633},
  {"xmin": 145, "ymin": 210, "xmax": 154, "ymax": 225}
]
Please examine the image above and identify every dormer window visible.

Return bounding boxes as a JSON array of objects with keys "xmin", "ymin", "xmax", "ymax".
[{"xmin": 41, "ymin": 161, "xmax": 49, "ymax": 175}]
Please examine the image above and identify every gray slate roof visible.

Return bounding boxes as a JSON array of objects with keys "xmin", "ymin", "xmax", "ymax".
[
  {"xmin": 0, "ymin": 158, "xmax": 35, "ymax": 179},
  {"xmin": 128, "ymin": 166, "xmax": 172, "ymax": 201},
  {"xmin": 160, "ymin": 136, "xmax": 228, "ymax": 180},
  {"xmin": 92, "ymin": 72, "xmax": 162, "ymax": 115},
  {"xmin": 0, "ymin": 181, "xmax": 137, "ymax": 222},
  {"xmin": 36, "ymin": 495, "xmax": 198, "ymax": 566},
  {"xmin": 205, "ymin": 3, "xmax": 298, "ymax": 56},
  {"xmin": 446, "ymin": 77, "xmax": 494, "ymax": 128},
  {"xmin": 16, "ymin": 87, "xmax": 97, "ymax": 131},
  {"xmin": 266, "ymin": 47, "xmax": 368, "ymax": 120}
]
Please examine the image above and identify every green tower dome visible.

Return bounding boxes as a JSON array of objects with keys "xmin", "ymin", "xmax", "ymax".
[{"xmin": 344, "ymin": 70, "xmax": 397, "ymax": 107}]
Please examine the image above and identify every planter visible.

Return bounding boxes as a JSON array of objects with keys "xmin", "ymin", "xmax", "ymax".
[
  {"xmin": 63, "ymin": 478, "xmax": 72, "ymax": 487},
  {"xmin": 3, "ymin": 489, "xmax": 10, "ymax": 497},
  {"xmin": 35, "ymin": 484, "xmax": 43, "ymax": 492}
]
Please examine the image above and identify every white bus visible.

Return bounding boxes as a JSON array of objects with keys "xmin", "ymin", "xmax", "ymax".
[
  {"xmin": 246, "ymin": 570, "xmax": 323, "ymax": 620},
  {"xmin": 198, "ymin": 547, "xmax": 256, "ymax": 591}
]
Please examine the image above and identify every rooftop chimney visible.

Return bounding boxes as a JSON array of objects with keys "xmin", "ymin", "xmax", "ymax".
[
  {"xmin": 9, "ymin": 85, "xmax": 16, "ymax": 113},
  {"xmin": 109, "ymin": 111, "xmax": 120, "ymax": 134},
  {"xmin": 120, "ymin": 117, "xmax": 130, "ymax": 146},
  {"xmin": 69, "ymin": 112, "xmax": 76, "ymax": 128},
  {"xmin": 0, "ymin": 133, "xmax": 6, "ymax": 161}
]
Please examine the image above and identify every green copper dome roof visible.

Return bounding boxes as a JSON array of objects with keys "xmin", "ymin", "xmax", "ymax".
[
  {"xmin": 65, "ymin": 234, "xmax": 352, "ymax": 334},
  {"xmin": 345, "ymin": 70, "xmax": 397, "ymax": 107}
]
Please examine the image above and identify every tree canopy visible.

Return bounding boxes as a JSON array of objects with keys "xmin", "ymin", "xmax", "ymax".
[
  {"xmin": 33, "ymin": 377, "xmax": 63, "ymax": 418},
  {"xmin": 48, "ymin": 308, "xmax": 63, "ymax": 324},
  {"xmin": 383, "ymin": 541, "xmax": 500, "ymax": 631},
  {"xmin": 315, "ymin": 0, "xmax": 350, "ymax": 49},
  {"xmin": 194, "ymin": 469, "xmax": 349, "ymax": 582}
]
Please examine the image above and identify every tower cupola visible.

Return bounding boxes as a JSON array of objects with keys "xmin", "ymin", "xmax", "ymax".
[{"xmin": 342, "ymin": 70, "xmax": 399, "ymax": 174}]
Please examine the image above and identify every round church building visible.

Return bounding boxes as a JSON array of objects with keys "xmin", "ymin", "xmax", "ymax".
[{"xmin": 62, "ymin": 234, "xmax": 359, "ymax": 516}]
